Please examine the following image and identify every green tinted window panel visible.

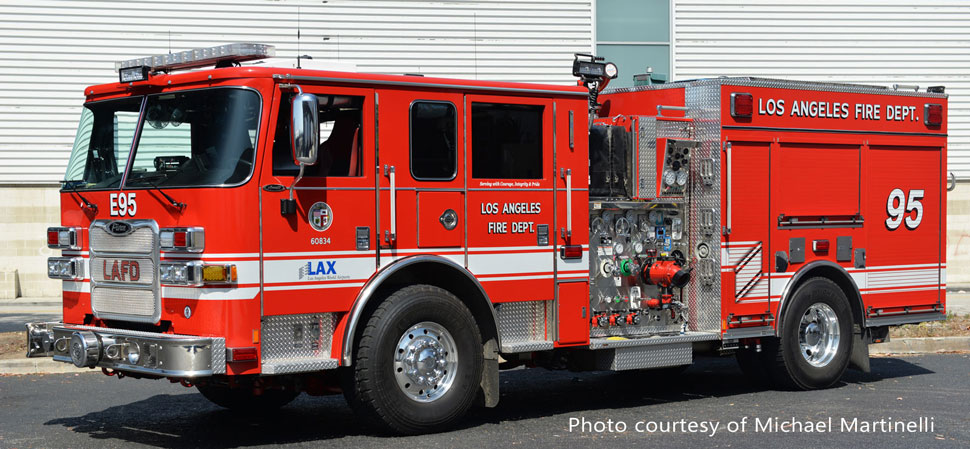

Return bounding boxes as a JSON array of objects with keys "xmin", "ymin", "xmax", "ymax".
[
  {"xmin": 596, "ymin": 44, "xmax": 670, "ymax": 89},
  {"xmin": 596, "ymin": 0, "xmax": 669, "ymax": 43}
]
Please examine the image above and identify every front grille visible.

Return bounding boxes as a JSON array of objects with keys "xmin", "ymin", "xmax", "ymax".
[
  {"xmin": 90, "ymin": 257, "xmax": 155, "ymax": 285},
  {"xmin": 89, "ymin": 220, "xmax": 160, "ymax": 323},
  {"xmin": 90, "ymin": 226, "xmax": 156, "ymax": 253},
  {"xmin": 91, "ymin": 287, "xmax": 157, "ymax": 317}
]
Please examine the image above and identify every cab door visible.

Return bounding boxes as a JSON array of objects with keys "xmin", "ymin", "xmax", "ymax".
[
  {"xmin": 377, "ymin": 89, "xmax": 465, "ymax": 267},
  {"xmin": 465, "ymin": 95, "xmax": 555, "ymax": 303},
  {"xmin": 260, "ymin": 85, "xmax": 377, "ymax": 316}
]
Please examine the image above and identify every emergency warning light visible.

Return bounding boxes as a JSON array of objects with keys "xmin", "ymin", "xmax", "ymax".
[
  {"xmin": 115, "ymin": 43, "xmax": 276, "ymax": 77},
  {"xmin": 730, "ymin": 92, "xmax": 753, "ymax": 118},
  {"xmin": 119, "ymin": 65, "xmax": 150, "ymax": 83},
  {"xmin": 572, "ymin": 53, "xmax": 618, "ymax": 80},
  {"xmin": 925, "ymin": 103, "xmax": 943, "ymax": 127}
]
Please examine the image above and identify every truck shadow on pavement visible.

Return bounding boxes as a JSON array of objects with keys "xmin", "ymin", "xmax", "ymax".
[{"xmin": 43, "ymin": 356, "xmax": 934, "ymax": 447}]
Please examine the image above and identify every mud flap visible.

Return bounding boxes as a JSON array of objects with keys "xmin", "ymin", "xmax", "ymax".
[
  {"xmin": 479, "ymin": 338, "xmax": 500, "ymax": 407},
  {"xmin": 848, "ymin": 325, "xmax": 870, "ymax": 373}
]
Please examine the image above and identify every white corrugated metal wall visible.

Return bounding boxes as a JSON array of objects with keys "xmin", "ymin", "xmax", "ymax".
[
  {"xmin": 0, "ymin": 0, "xmax": 592, "ymax": 298},
  {"xmin": 672, "ymin": 0, "xmax": 970, "ymax": 178},
  {"xmin": 0, "ymin": 0, "xmax": 593, "ymax": 185}
]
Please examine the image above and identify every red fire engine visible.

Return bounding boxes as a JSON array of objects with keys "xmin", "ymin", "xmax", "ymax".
[{"xmin": 27, "ymin": 44, "xmax": 947, "ymax": 433}]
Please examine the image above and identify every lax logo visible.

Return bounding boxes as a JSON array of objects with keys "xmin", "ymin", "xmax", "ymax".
[{"xmin": 299, "ymin": 260, "xmax": 348, "ymax": 281}]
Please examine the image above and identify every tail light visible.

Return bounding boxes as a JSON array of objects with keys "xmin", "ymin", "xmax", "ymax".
[
  {"xmin": 924, "ymin": 103, "xmax": 943, "ymax": 127},
  {"xmin": 559, "ymin": 245, "xmax": 583, "ymax": 260},
  {"xmin": 160, "ymin": 227, "xmax": 204, "ymax": 252},
  {"xmin": 812, "ymin": 240, "xmax": 830, "ymax": 253},
  {"xmin": 46, "ymin": 227, "xmax": 80, "ymax": 250},
  {"xmin": 227, "ymin": 347, "xmax": 258, "ymax": 362},
  {"xmin": 730, "ymin": 92, "xmax": 753, "ymax": 118}
]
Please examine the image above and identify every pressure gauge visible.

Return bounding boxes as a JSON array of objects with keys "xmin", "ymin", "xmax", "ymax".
[
  {"xmin": 633, "ymin": 241, "xmax": 645, "ymax": 254},
  {"xmin": 648, "ymin": 210, "xmax": 663, "ymax": 225},
  {"xmin": 613, "ymin": 241, "xmax": 626, "ymax": 255},
  {"xmin": 663, "ymin": 170, "xmax": 676, "ymax": 186},
  {"xmin": 676, "ymin": 169, "xmax": 688, "ymax": 186}
]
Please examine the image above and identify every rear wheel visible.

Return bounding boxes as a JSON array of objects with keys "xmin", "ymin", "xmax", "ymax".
[
  {"xmin": 342, "ymin": 284, "xmax": 483, "ymax": 434},
  {"xmin": 767, "ymin": 277, "xmax": 852, "ymax": 390},
  {"xmin": 197, "ymin": 384, "xmax": 299, "ymax": 411}
]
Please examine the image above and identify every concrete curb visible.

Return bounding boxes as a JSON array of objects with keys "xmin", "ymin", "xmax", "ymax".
[
  {"xmin": 0, "ymin": 358, "xmax": 90, "ymax": 375},
  {"xmin": 869, "ymin": 336, "xmax": 970, "ymax": 355}
]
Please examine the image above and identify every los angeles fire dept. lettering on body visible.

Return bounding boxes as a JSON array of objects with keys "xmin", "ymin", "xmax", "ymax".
[
  {"xmin": 481, "ymin": 201, "xmax": 542, "ymax": 234},
  {"xmin": 758, "ymin": 98, "xmax": 920, "ymax": 122}
]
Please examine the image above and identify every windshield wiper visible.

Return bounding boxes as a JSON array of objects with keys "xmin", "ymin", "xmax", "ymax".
[
  {"xmin": 131, "ymin": 173, "xmax": 186, "ymax": 211},
  {"xmin": 61, "ymin": 180, "xmax": 98, "ymax": 213},
  {"xmin": 145, "ymin": 177, "xmax": 186, "ymax": 211}
]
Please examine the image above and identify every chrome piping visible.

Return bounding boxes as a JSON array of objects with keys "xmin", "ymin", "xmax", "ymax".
[{"xmin": 340, "ymin": 255, "xmax": 500, "ymax": 365}]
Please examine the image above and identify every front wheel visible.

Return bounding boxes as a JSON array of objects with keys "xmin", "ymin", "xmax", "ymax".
[
  {"xmin": 767, "ymin": 277, "xmax": 853, "ymax": 390},
  {"xmin": 342, "ymin": 285, "xmax": 483, "ymax": 434}
]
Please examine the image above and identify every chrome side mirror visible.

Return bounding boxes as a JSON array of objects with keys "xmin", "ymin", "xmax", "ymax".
[{"xmin": 291, "ymin": 93, "xmax": 319, "ymax": 166}]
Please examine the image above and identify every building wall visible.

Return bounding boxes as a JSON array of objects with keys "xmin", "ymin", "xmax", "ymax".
[
  {"xmin": 672, "ymin": 0, "xmax": 970, "ymax": 285},
  {"xmin": 595, "ymin": 0, "xmax": 672, "ymax": 89},
  {"xmin": 0, "ymin": 0, "xmax": 594, "ymax": 297}
]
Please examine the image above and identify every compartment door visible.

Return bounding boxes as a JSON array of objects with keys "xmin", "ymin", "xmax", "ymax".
[{"xmin": 865, "ymin": 144, "xmax": 943, "ymax": 311}]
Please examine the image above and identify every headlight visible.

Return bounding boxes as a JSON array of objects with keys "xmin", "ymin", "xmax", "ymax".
[
  {"xmin": 47, "ymin": 257, "xmax": 83, "ymax": 280},
  {"xmin": 160, "ymin": 261, "xmax": 234, "ymax": 286},
  {"xmin": 159, "ymin": 261, "xmax": 201, "ymax": 286}
]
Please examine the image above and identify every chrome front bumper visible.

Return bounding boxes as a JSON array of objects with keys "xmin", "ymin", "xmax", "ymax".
[{"xmin": 26, "ymin": 322, "xmax": 225, "ymax": 377}]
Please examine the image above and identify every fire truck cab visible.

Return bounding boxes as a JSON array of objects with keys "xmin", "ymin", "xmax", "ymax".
[{"xmin": 27, "ymin": 44, "xmax": 947, "ymax": 434}]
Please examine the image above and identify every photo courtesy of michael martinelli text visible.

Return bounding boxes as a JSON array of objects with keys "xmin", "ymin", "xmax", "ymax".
[{"xmin": 568, "ymin": 416, "xmax": 936, "ymax": 437}]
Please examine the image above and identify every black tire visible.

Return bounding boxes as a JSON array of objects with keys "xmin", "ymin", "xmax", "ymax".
[
  {"xmin": 342, "ymin": 284, "xmax": 483, "ymax": 434},
  {"xmin": 767, "ymin": 277, "xmax": 853, "ymax": 390},
  {"xmin": 197, "ymin": 384, "xmax": 299, "ymax": 411}
]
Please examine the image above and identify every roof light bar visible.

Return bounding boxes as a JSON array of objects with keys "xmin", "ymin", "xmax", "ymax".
[{"xmin": 115, "ymin": 43, "xmax": 275, "ymax": 73}]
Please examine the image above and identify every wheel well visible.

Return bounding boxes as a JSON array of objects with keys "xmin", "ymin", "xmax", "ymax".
[
  {"xmin": 349, "ymin": 260, "xmax": 499, "ymax": 359},
  {"xmin": 779, "ymin": 264, "xmax": 864, "ymax": 334}
]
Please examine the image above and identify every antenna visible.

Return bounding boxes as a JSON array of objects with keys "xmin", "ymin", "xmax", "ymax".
[
  {"xmin": 168, "ymin": 30, "xmax": 171, "ymax": 54},
  {"xmin": 297, "ymin": 7, "xmax": 302, "ymax": 69}
]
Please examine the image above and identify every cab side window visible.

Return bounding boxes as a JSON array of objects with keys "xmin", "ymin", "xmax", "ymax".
[
  {"xmin": 471, "ymin": 103, "xmax": 543, "ymax": 179},
  {"xmin": 273, "ymin": 93, "xmax": 364, "ymax": 177},
  {"xmin": 410, "ymin": 101, "xmax": 457, "ymax": 180}
]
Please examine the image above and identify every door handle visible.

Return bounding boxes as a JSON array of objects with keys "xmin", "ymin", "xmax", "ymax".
[
  {"xmin": 560, "ymin": 167, "xmax": 572, "ymax": 241},
  {"xmin": 439, "ymin": 209, "xmax": 458, "ymax": 230},
  {"xmin": 384, "ymin": 165, "xmax": 396, "ymax": 244}
]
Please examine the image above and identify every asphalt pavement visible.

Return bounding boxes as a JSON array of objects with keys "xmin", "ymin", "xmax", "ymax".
[{"xmin": 0, "ymin": 354, "xmax": 967, "ymax": 448}]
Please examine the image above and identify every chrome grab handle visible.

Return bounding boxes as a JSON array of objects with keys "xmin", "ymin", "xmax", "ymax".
[
  {"xmin": 561, "ymin": 168, "xmax": 572, "ymax": 240},
  {"xmin": 724, "ymin": 142, "xmax": 732, "ymax": 235},
  {"xmin": 385, "ymin": 165, "xmax": 396, "ymax": 243}
]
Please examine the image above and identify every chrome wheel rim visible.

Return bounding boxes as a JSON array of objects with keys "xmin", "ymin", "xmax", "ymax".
[
  {"xmin": 393, "ymin": 321, "xmax": 458, "ymax": 403},
  {"xmin": 798, "ymin": 302, "xmax": 840, "ymax": 367}
]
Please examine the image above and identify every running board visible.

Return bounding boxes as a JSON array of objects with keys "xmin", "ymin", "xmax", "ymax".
[{"xmin": 588, "ymin": 331, "xmax": 719, "ymax": 350}]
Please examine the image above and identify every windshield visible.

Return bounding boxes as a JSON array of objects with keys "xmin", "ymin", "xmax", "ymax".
[{"xmin": 64, "ymin": 87, "xmax": 261, "ymax": 190}]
